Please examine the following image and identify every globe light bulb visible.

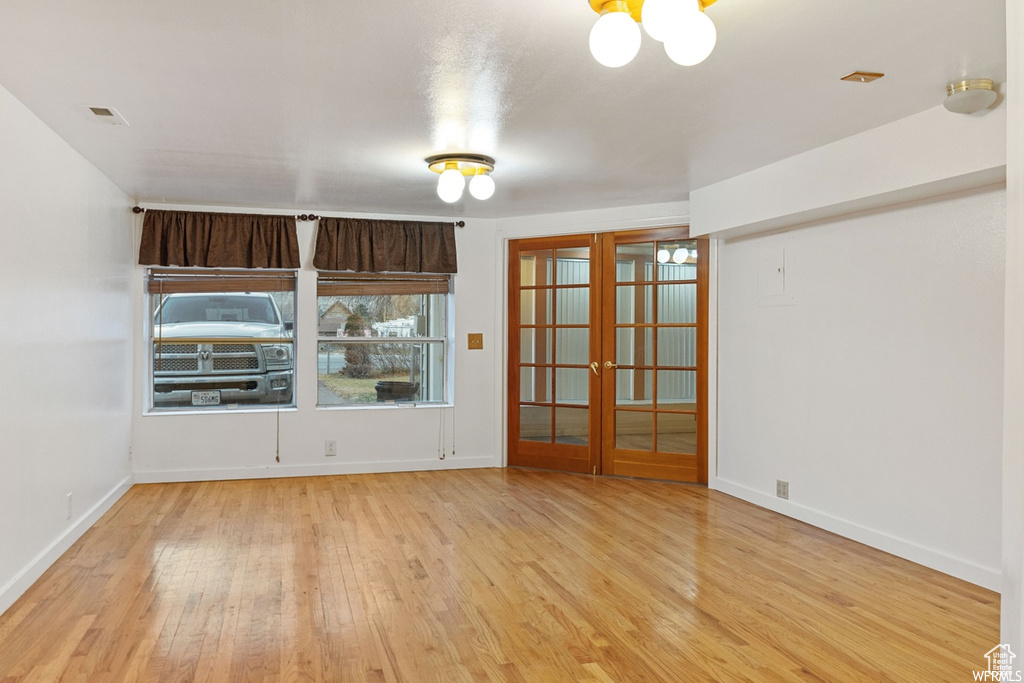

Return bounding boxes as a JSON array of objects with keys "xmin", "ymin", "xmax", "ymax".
[
  {"xmin": 664, "ymin": 8, "xmax": 716, "ymax": 66},
  {"xmin": 437, "ymin": 166, "xmax": 465, "ymax": 203},
  {"xmin": 690, "ymin": 248, "xmax": 699, "ymax": 261},
  {"xmin": 589, "ymin": 10, "xmax": 642, "ymax": 68},
  {"xmin": 643, "ymin": 0, "xmax": 698, "ymax": 43},
  {"xmin": 657, "ymin": 248, "xmax": 671, "ymax": 264},
  {"xmin": 672, "ymin": 247, "xmax": 687, "ymax": 264},
  {"xmin": 469, "ymin": 173, "xmax": 495, "ymax": 200}
]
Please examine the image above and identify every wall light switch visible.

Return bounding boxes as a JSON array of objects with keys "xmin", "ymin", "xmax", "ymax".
[{"xmin": 467, "ymin": 333, "xmax": 484, "ymax": 350}]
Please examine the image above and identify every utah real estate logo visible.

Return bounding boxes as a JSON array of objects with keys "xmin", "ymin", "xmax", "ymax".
[{"xmin": 976, "ymin": 644, "xmax": 1022, "ymax": 681}]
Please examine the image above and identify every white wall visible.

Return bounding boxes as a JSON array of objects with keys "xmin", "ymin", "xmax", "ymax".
[
  {"xmin": 0, "ymin": 84, "xmax": 135, "ymax": 614},
  {"xmin": 1002, "ymin": 0, "xmax": 1024, "ymax": 653},
  {"xmin": 715, "ymin": 187, "xmax": 1005, "ymax": 589},
  {"xmin": 690, "ymin": 105, "xmax": 1006, "ymax": 240},
  {"xmin": 131, "ymin": 212, "xmax": 502, "ymax": 481}
]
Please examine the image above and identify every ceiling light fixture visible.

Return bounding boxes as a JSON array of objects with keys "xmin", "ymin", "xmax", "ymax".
[
  {"xmin": 943, "ymin": 79, "xmax": 998, "ymax": 114},
  {"xmin": 589, "ymin": 0, "xmax": 718, "ymax": 69},
  {"xmin": 425, "ymin": 153, "xmax": 496, "ymax": 203}
]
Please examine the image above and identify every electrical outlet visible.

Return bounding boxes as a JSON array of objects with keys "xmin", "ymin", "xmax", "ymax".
[
  {"xmin": 66, "ymin": 492, "xmax": 73, "ymax": 520},
  {"xmin": 325, "ymin": 440, "xmax": 337, "ymax": 457},
  {"xmin": 776, "ymin": 480, "xmax": 789, "ymax": 500}
]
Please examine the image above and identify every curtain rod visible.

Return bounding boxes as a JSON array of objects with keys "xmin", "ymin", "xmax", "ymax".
[{"xmin": 132, "ymin": 206, "xmax": 465, "ymax": 227}]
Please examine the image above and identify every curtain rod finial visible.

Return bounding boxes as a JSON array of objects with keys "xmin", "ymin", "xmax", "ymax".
[
  {"xmin": 132, "ymin": 206, "xmax": 145, "ymax": 214},
  {"xmin": 455, "ymin": 220, "xmax": 465, "ymax": 228}
]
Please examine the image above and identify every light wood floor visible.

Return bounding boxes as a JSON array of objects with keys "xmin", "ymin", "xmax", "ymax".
[{"xmin": 0, "ymin": 469, "xmax": 998, "ymax": 681}]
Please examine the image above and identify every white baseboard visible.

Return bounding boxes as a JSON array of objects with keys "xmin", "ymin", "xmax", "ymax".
[
  {"xmin": 715, "ymin": 478, "xmax": 1001, "ymax": 591},
  {"xmin": 134, "ymin": 455, "xmax": 499, "ymax": 484},
  {"xmin": 0, "ymin": 474, "xmax": 135, "ymax": 617}
]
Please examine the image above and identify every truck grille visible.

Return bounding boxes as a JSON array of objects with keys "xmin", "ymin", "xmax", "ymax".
[
  {"xmin": 214, "ymin": 357, "xmax": 260, "ymax": 370},
  {"xmin": 157, "ymin": 343, "xmax": 198, "ymax": 354},
  {"xmin": 155, "ymin": 358, "xmax": 199, "ymax": 372},
  {"xmin": 154, "ymin": 342, "xmax": 261, "ymax": 375},
  {"xmin": 213, "ymin": 344, "xmax": 255, "ymax": 354}
]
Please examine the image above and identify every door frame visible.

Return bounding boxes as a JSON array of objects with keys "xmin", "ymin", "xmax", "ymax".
[{"xmin": 504, "ymin": 227, "xmax": 709, "ymax": 483}]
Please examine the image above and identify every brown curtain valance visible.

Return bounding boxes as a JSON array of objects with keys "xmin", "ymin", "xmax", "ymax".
[
  {"xmin": 312, "ymin": 217, "xmax": 457, "ymax": 274},
  {"xmin": 138, "ymin": 210, "xmax": 300, "ymax": 269}
]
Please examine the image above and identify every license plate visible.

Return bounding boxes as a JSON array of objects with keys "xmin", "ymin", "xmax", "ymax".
[{"xmin": 192, "ymin": 390, "xmax": 221, "ymax": 406}]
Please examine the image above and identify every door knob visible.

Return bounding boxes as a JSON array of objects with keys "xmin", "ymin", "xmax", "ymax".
[
  {"xmin": 590, "ymin": 361, "xmax": 599, "ymax": 376},
  {"xmin": 604, "ymin": 361, "xmax": 618, "ymax": 369}
]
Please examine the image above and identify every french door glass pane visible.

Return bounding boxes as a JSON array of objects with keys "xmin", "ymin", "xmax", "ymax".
[
  {"xmin": 555, "ymin": 288, "xmax": 589, "ymax": 324},
  {"xmin": 657, "ymin": 283, "xmax": 697, "ymax": 324},
  {"xmin": 555, "ymin": 327, "xmax": 588, "ymax": 365},
  {"xmin": 656, "ymin": 327, "xmax": 696, "ymax": 367},
  {"xmin": 556, "ymin": 250, "xmax": 590, "ymax": 284},
  {"xmin": 555, "ymin": 368, "xmax": 589, "ymax": 403},
  {"xmin": 520, "ymin": 328, "xmax": 551, "ymax": 364},
  {"xmin": 616, "ymin": 327, "xmax": 653, "ymax": 366},
  {"xmin": 616, "ymin": 285, "xmax": 654, "ymax": 324},
  {"xmin": 615, "ymin": 243, "xmax": 655, "ymax": 282},
  {"xmin": 554, "ymin": 407, "xmax": 589, "ymax": 445},
  {"xmin": 520, "ymin": 405, "xmax": 551, "ymax": 442},
  {"xmin": 520, "ymin": 250, "xmax": 553, "ymax": 286},
  {"xmin": 520, "ymin": 289, "xmax": 552, "ymax": 325},
  {"xmin": 657, "ymin": 412, "xmax": 697, "ymax": 454},
  {"xmin": 656, "ymin": 370, "xmax": 697, "ymax": 407},
  {"xmin": 616, "ymin": 410, "xmax": 653, "ymax": 451},
  {"xmin": 520, "ymin": 367, "xmax": 551, "ymax": 403},
  {"xmin": 616, "ymin": 368, "xmax": 654, "ymax": 404},
  {"xmin": 655, "ymin": 239, "xmax": 697, "ymax": 281}
]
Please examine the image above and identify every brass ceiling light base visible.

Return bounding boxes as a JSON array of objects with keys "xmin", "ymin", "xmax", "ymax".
[
  {"xmin": 588, "ymin": 0, "xmax": 716, "ymax": 22},
  {"xmin": 425, "ymin": 153, "xmax": 495, "ymax": 177},
  {"xmin": 840, "ymin": 71, "xmax": 885, "ymax": 83},
  {"xmin": 943, "ymin": 78, "xmax": 998, "ymax": 114}
]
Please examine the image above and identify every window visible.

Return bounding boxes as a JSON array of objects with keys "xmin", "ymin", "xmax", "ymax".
[
  {"xmin": 147, "ymin": 269, "xmax": 296, "ymax": 412},
  {"xmin": 316, "ymin": 273, "xmax": 450, "ymax": 406}
]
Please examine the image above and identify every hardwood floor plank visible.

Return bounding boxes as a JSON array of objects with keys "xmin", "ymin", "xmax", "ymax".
[{"xmin": 0, "ymin": 469, "xmax": 999, "ymax": 681}]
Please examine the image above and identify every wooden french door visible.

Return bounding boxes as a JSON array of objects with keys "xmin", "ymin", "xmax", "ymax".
[
  {"xmin": 508, "ymin": 234, "xmax": 601, "ymax": 474},
  {"xmin": 508, "ymin": 227, "xmax": 707, "ymax": 484}
]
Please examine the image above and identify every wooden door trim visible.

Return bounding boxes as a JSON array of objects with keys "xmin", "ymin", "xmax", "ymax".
[{"xmin": 696, "ymin": 236, "xmax": 709, "ymax": 483}]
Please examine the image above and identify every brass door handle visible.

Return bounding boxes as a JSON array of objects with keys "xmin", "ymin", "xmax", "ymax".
[
  {"xmin": 590, "ymin": 361, "xmax": 599, "ymax": 376},
  {"xmin": 604, "ymin": 361, "xmax": 618, "ymax": 369}
]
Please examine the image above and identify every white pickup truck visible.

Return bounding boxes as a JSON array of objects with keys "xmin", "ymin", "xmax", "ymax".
[{"xmin": 152, "ymin": 292, "xmax": 293, "ymax": 408}]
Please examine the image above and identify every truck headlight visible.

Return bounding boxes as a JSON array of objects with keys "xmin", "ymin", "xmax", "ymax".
[{"xmin": 261, "ymin": 343, "xmax": 292, "ymax": 370}]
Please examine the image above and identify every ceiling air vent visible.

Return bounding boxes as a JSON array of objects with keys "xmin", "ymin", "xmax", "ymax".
[{"xmin": 85, "ymin": 105, "xmax": 129, "ymax": 126}]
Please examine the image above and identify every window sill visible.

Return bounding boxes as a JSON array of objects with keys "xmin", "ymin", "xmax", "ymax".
[
  {"xmin": 144, "ymin": 405, "xmax": 298, "ymax": 417},
  {"xmin": 316, "ymin": 402, "xmax": 453, "ymax": 411}
]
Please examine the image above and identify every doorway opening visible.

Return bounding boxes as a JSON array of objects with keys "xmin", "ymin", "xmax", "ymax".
[{"xmin": 508, "ymin": 228, "xmax": 708, "ymax": 484}]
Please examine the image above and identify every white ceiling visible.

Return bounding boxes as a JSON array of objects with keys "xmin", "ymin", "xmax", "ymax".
[{"xmin": 0, "ymin": 0, "xmax": 1007, "ymax": 219}]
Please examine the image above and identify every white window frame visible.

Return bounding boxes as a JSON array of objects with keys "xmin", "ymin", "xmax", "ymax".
[
  {"xmin": 144, "ymin": 268, "xmax": 297, "ymax": 414},
  {"xmin": 315, "ymin": 272, "xmax": 453, "ymax": 409}
]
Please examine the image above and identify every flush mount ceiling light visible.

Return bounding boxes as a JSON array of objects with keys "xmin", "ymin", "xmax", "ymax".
[
  {"xmin": 425, "ymin": 153, "xmax": 496, "ymax": 203},
  {"xmin": 943, "ymin": 79, "xmax": 998, "ymax": 114},
  {"xmin": 589, "ymin": 0, "xmax": 718, "ymax": 68}
]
